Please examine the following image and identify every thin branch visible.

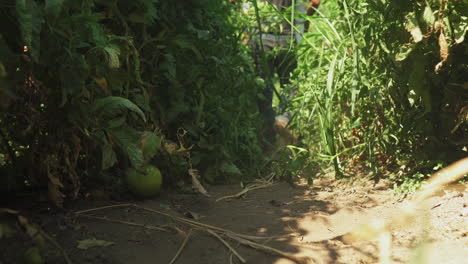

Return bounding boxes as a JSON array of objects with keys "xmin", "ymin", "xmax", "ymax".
[
  {"xmin": 216, "ymin": 182, "xmax": 274, "ymax": 202},
  {"xmin": 207, "ymin": 230, "xmax": 246, "ymax": 264},
  {"xmin": 224, "ymin": 233, "xmax": 312, "ymax": 264},
  {"xmin": 74, "ymin": 203, "xmax": 133, "ymax": 215},
  {"xmin": 78, "ymin": 214, "xmax": 170, "ymax": 232},
  {"xmin": 169, "ymin": 229, "xmax": 193, "ymax": 264}
]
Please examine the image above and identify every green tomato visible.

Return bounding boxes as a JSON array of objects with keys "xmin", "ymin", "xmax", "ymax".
[{"xmin": 125, "ymin": 165, "xmax": 162, "ymax": 197}]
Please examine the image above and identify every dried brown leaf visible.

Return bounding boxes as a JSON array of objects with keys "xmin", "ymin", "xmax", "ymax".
[
  {"xmin": 435, "ymin": 30, "xmax": 449, "ymax": 73},
  {"xmin": 48, "ymin": 171, "xmax": 65, "ymax": 208},
  {"xmin": 92, "ymin": 76, "xmax": 111, "ymax": 95},
  {"xmin": 188, "ymin": 169, "xmax": 210, "ymax": 197}
]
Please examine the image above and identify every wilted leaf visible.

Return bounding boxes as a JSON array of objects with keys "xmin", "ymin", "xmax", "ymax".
[
  {"xmin": 140, "ymin": 131, "xmax": 161, "ymax": 160},
  {"xmin": 104, "ymin": 45, "xmax": 120, "ymax": 69},
  {"xmin": 102, "ymin": 142, "xmax": 117, "ymax": 169},
  {"xmin": 188, "ymin": 169, "xmax": 210, "ymax": 197},
  {"xmin": 91, "ymin": 96, "xmax": 146, "ymax": 122},
  {"xmin": 163, "ymin": 141, "xmax": 178, "ymax": 154},
  {"xmin": 92, "ymin": 76, "xmax": 110, "ymax": 95},
  {"xmin": 77, "ymin": 237, "xmax": 114, "ymax": 250},
  {"xmin": 435, "ymin": 30, "xmax": 449, "ymax": 73},
  {"xmin": 47, "ymin": 171, "xmax": 64, "ymax": 208}
]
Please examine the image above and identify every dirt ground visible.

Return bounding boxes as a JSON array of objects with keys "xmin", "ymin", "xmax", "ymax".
[{"xmin": 1, "ymin": 176, "xmax": 467, "ymax": 264}]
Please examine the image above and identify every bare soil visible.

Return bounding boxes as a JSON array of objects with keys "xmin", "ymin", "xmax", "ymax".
[{"xmin": 1, "ymin": 177, "xmax": 467, "ymax": 264}]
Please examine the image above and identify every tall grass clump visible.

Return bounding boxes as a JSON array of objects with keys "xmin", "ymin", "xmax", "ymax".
[{"xmin": 287, "ymin": 0, "xmax": 467, "ymax": 184}]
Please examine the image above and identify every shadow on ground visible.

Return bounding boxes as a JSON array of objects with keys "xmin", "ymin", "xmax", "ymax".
[{"xmin": 1, "ymin": 177, "xmax": 466, "ymax": 264}]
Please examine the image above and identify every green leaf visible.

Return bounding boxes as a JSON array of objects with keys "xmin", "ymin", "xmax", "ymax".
[
  {"xmin": 16, "ymin": 0, "xmax": 32, "ymax": 48},
  {"xmin": 133, "ymin": 93, "xmax": 151, "ymax": 112},
  {"xmin": 16, "ymin": 0, "xmax": 44, "ymax": 61},
  {"xmin": 220, "ymin": 162, "xmax": 241, "ymax": 175},
  {"xmin": 408, "ymin": 52, "xmax": 431, "ymax": 112},
  {"xmin": 161, "ymin": 54, "xmax": 176, "ymax": 78},
  {"xmin": 395, "ymin": 43, "xmax": 417, "ymax": 61},
  {"xmin": 159, "ymin": 203, "xmax": 170, "ymax": 209},
  {"xmin": 59, "ymin": 55, "xmax": 86, "ymax": 106},
  {"xmin": 453, "ymin": 16, "xmax": 468, "ymax": 44},
  {"xmin": 125, "ymin": 143, "xmax": 144, "ymax": 169},
  {"xmin": 45, "ymin": 0, "xmax": 65, "ymax": 17},
  {"xmin": 140, "ymin": 131, "xmax": 161, "ymax": 160},
  {"xmin": 109, "ymin": 126, "xmax": 144, "ymax": 169},
  {"xmin": 107, "ymin": 116, "xmax": 127, "ymax": 128},
  {"xmin": 173, "ymin": 35, "xmax": 202, "ymax": 60},
  {"xmin": 91, "ymin": 96, "xmax": 146, "ymax": 122}
]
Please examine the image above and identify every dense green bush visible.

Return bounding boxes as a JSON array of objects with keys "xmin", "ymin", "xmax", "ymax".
[
  {"xmin": 0, "ymin": 0, "xmax": 265, "ymax": 206},
  {"xmin": 288, "ymin": 0, "xmax": 467, "ymax": 183}
]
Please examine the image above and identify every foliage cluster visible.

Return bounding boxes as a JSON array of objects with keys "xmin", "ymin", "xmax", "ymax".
[
  {"xmin": 286, "ymin": 0, "xmax": 467, "ymax": 184},
  {"xmin": 0, "ymin": 0, "xmax": 266, "ymax": 206}
]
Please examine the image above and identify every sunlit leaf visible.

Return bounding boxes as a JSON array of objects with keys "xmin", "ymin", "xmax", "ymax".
[
  {"xmin": 395, "ymin": 44, "xmax": 417, "ymax": 61},
  {"xmin": 452, "ymin": 16, "xmax": 468, "ymax": 44},
  {"xmin": 405, "ymin": 12, "xmax": 423, "ymax": 43},
  {"xmin": 421, "ymin": 5, "xmax": 435, "ymax": 29}
]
